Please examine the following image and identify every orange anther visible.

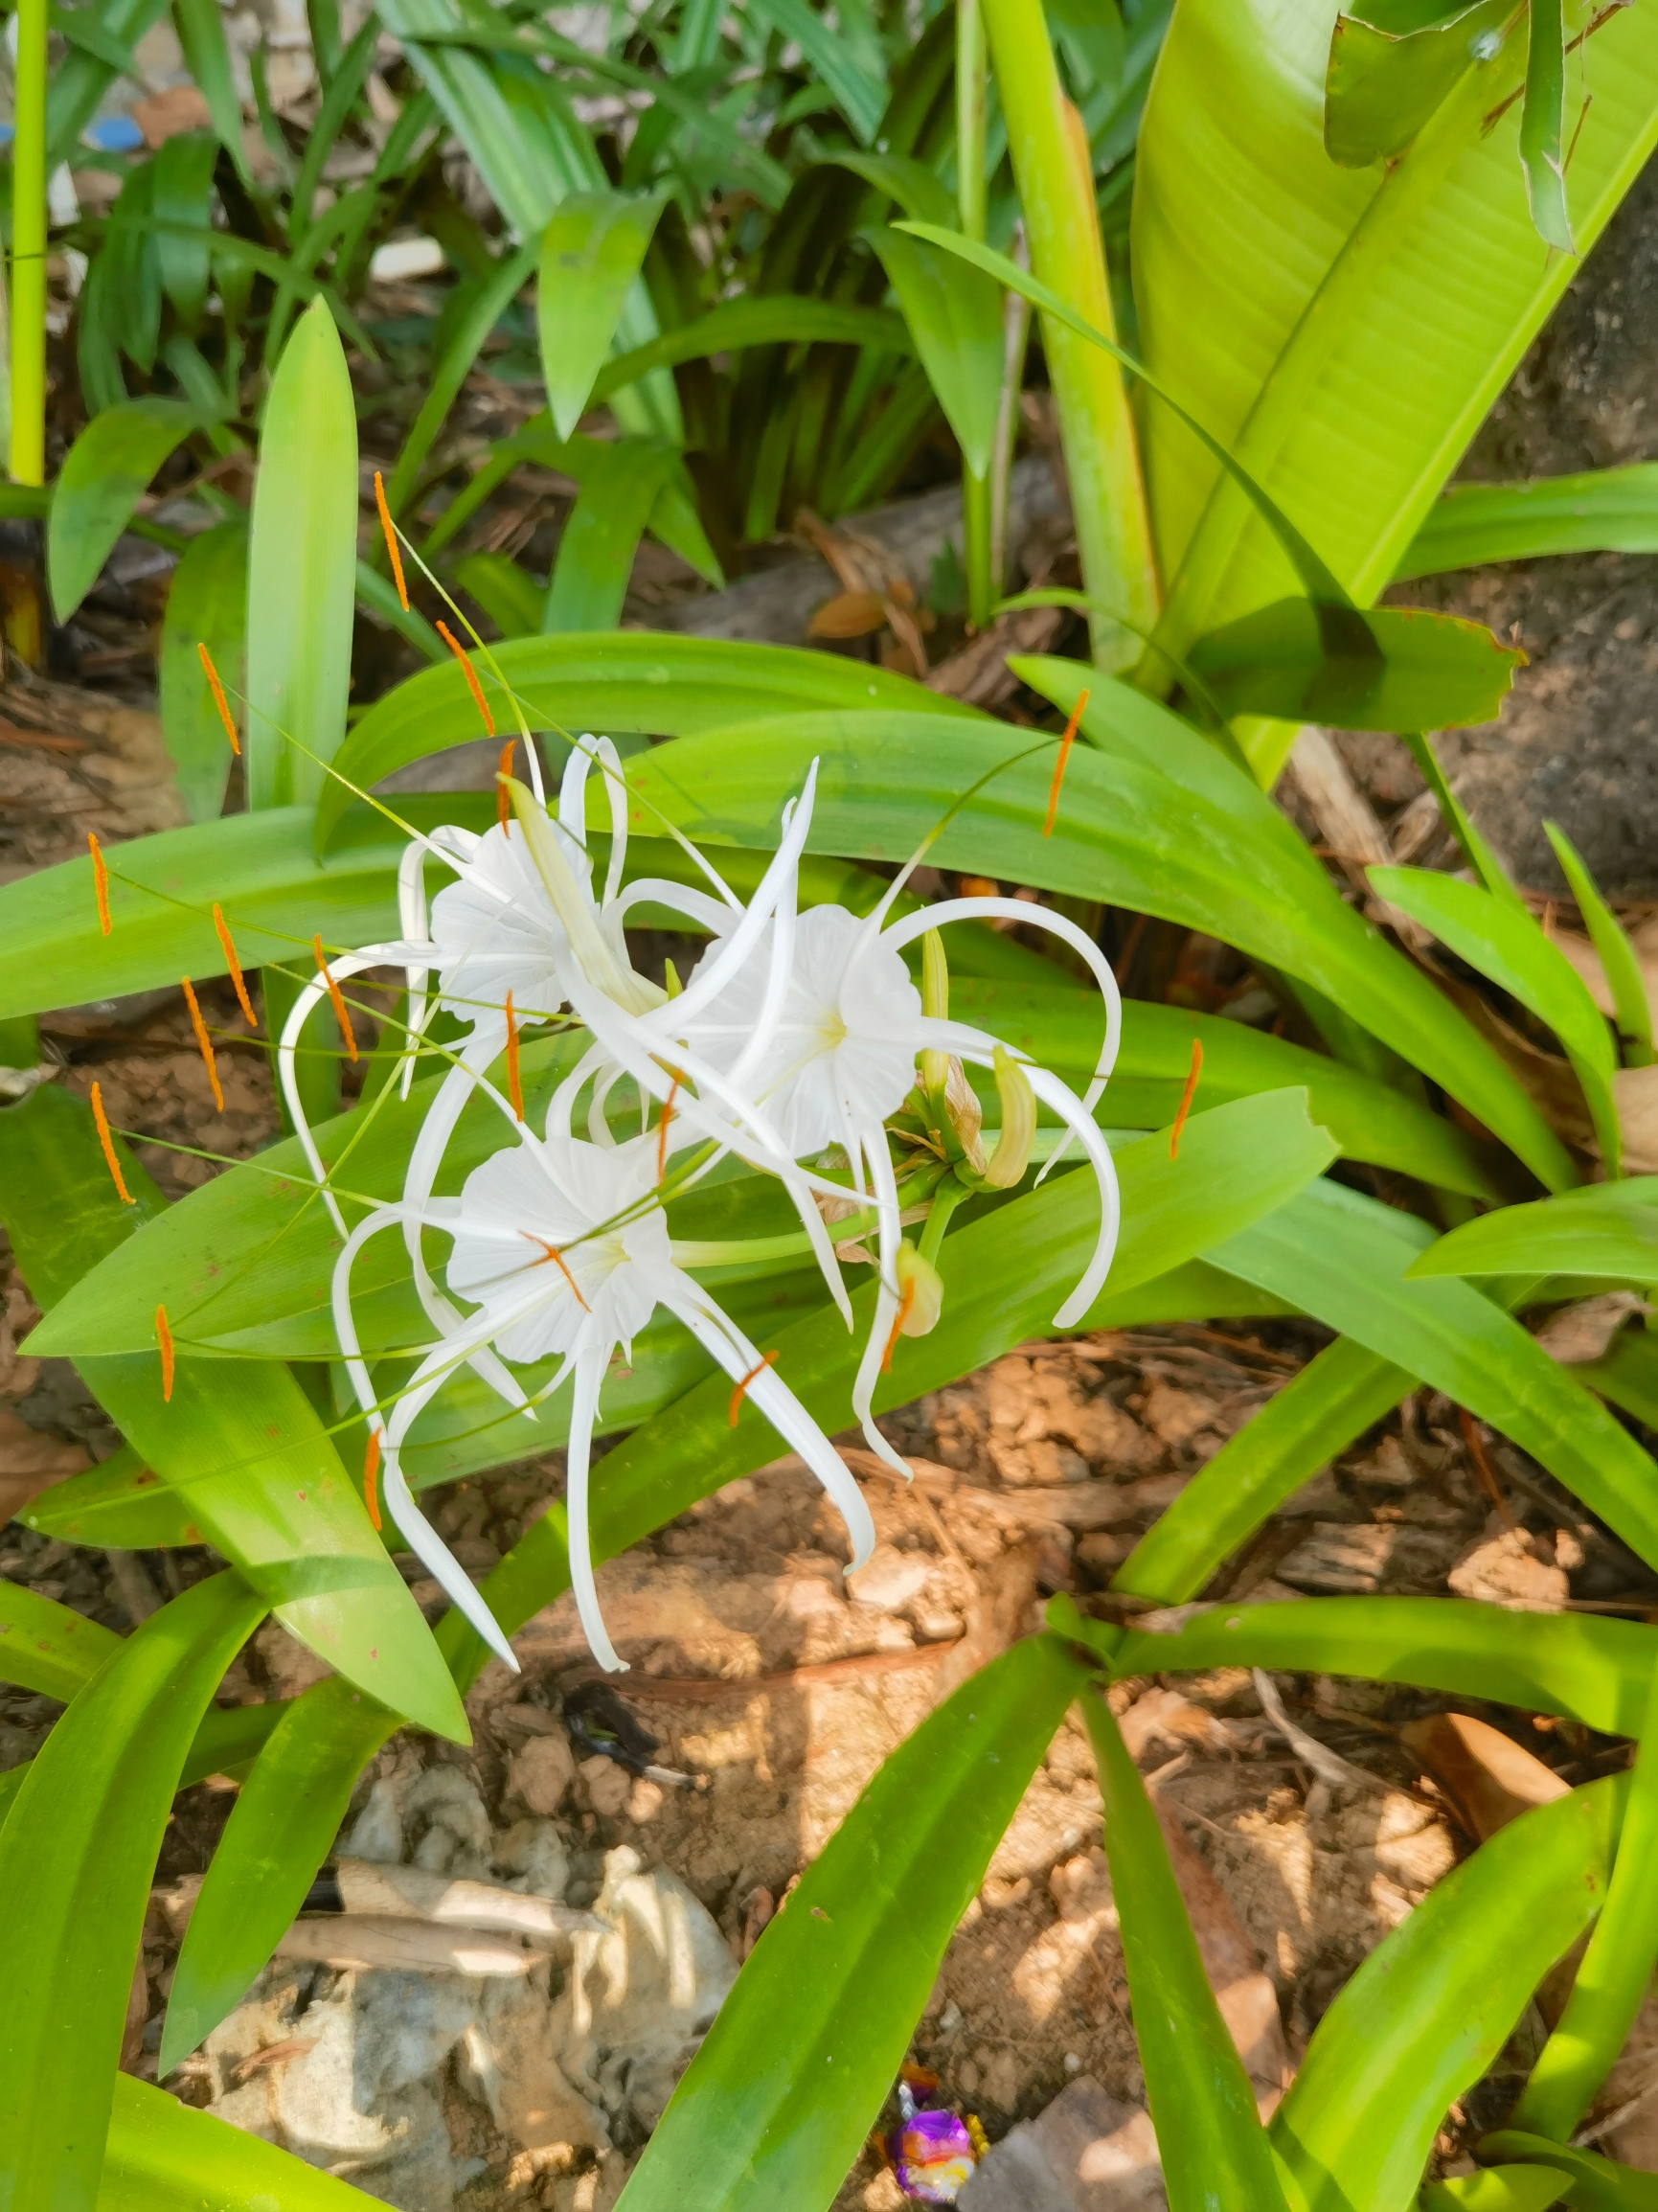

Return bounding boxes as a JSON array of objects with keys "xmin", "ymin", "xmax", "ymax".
[
  {"xmin": 88, "ymin": 832, "xmax": 110, "ymax": 935},
  {"xmin": 505, "ymin": 990, "xmax": 523, "ymax": 1122},
  {"xmin": 437, "ymin": 621, "xmax": 494, "ymax": 736},
  {"xmin": 155, "ymin": 1304, "xmax": 175, "ymax": 1402},
  {"xmin": 1042, "ymin": 688, "xmax": 1091, "ymax": 839},
  {"xmin": 181, "ymin": 976, "xmax": 223, "ymax": 1111},
  {"xmin": 312, "ymin": 936, "xmax": 358, "ymax": 1062},
  {"xmin": 213, "ymin": 904, "xmax": 256, "ymax": 1026},
  {"xmin": 363, "ymin": 1427, "xmax": 383, "ymax": 1532},
  {"xmin": 728, "ymin": 1349, "xmax": 779, "ymax": 1426},
  {"xmin": 496, "ymin": 738, "xmax": 516, "ymax": 832},
  {"xmin": 89, "ymin": 1082, "xmax": 133, "ymax": 1205},
  {"xmin": 197, "ymin": 643, "xmax": 239, "ymax": 755},
  {"xmin": 1170, "ymin": 1036, "xmax": 1204, "ymax": 1161},
  {"xmin": 374, "ymin": 471, "xmax": 409, "ymax": 612}
]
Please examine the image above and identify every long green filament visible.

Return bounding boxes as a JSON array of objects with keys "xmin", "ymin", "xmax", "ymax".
[{"xmin": 9, "ymin": 0, "xmax": 48, "ymax": 487}]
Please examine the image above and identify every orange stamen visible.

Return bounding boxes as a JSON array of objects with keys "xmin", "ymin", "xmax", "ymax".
[
  {"xmin": 89, "ymin": 1082, "xmax": 133, "ymax": 1204},
  {"xmin": 155, "ymin": 1304, "xmax": 174, "ymax": 1402},
  {"xmin": 728, "ymin": 1349, "xmax": 779, "ymax": 1426},
  {"xmin": 374, "ymin": 471, "xmax": 409, "ymax": 611},
  {"xmin": 437, "ymin": 621, "xmax": 494, "ymax": 736},
  {"xmin": 181, "ymin": 977, "xmax": 223, "ymax": 1111},
  {"xmin": 521, "ymin": 1232, "xmax": 590, "ymax": 1311},
  {"xmin": 1041, "ymin": 688, "xmax": 1091, "ymax": 839},
  {"xmin": 505, "ymin": 990, "xmax": 523, "ymax": 1121},
  {"xmin": 881, "ymin": 1280, "xmax": 919, "ymax": 1373},
  {"xmin": 312, "ymin": 936, "xmax": 358, "ymax": 1062},
  {"xmin": 363, "ymin": 1428, "xmax": 383, "ymax": 1532},
  {"xmin": 213, "ymin": 904, "xmax": 256, "ymax": 1026},
  {"xmin": 496, "ymin": 738, "xmax": 516, "ymax": 832},
  {"xmin": 88, "ymin": 832, "xmax": 110, "ymax": 935},
  {"xmin": 197, "ymin": 643, "xmax": 239, "ymax": 756},
  {"xmin": 656, "ymin": 1068, "xmax": 683, "ymax": 1183},
  {"xmin": 1170, "ymin": 1037, "xmax": 1204, "ymax": 1161}
]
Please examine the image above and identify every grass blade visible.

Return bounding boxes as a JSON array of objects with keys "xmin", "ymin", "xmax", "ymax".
[
  {"xmin": 1395, "ymin": 467, "xmax": 1658, "ymax": 579},
  {"xmin": 1545, "ymin": 820, "xmax": 1655, "ymax": 1065},
  {"xmin": 158, "ymin": 514, "xmax": 247, "ymax": 824}
]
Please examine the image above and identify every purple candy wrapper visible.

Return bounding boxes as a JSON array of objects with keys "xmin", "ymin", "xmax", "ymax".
[{"xmin": 888, "ymin": 2107, "xmax": 977, "ymax": 2203}]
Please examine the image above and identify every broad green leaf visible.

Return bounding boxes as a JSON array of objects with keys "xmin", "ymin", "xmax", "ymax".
[
  {"xmin": 1187, "ymin": 597, "xmax": 1523, "ymax": 729},
  {"xmin": 1396, "ymin": 467, "xmax": 1658, "ymax": 579},
  {"xmin": 158, "ymin": 515, "xmax": 248, "ymax": 824},
  {"xmin": 1371, "ymin": 863, "xmax": 1622, "ymax": 1171},
  {"xmin": 1084, "ymin": 1692, "xmax": 1292, "ymax": 2210},
  {"xmin": 163, "ymin": 1676, "xmax": 404, "ymax": 2070},
  {"xmin": 171, "ymin": 0, "xmax": 252, "ymax": 176},
  {"xmin": 0, "ymin": 1695, "xmax": 284, "ymax": 1832},
  {"xmin": 245, "ymin": 299, "xmax": 358, "ymax": 810},
  {"xmin": 0, "ymin": 1577, "xmax": 121, "ymax": 1699},
  {"xmin": 617, "ymin": 1637, "xmax": 1093, "ymax": 2212},
  {"xmin": 865, "ymin": 224, "xmax": 1004, "ymax": 480},
  {"xmin": 1113, "ymin": 1335, "xmax": 1413, "ymax": 1601},
  {"xmin": 48, "ymin": 398, "xmax": 223, "ymax": 622},
  {"xmin": 20, "ymin": 1445, "xmax": 198, "ymax": 1547},
  {"xmin": 1475, "ymin": 2133, "xmax": 1658, "ymax": 2210},
  {"xmin": 102, "ymin": 2073, "xmax": 374, "ymax": 2209},
  {"xmin": 1407, "ymin": 1178, "xmax": 1658, "ymax": 1284},
  {"xmin": 624, "ymin": 715, "xmax": 1576, "ymax": 1189},
  {"xmin": 588, "ymin": 296, "xmax": 913, "ymax": 408},
  {"xmin": 1069, "ymin": 1594, "xmax": 1658, "ymax": 1738},
  {"xmin": 1421, "ymin": 2175, "xmax": 1570, "ymax": 2212},
  {"xmin": 1325, "ymin": 0, "xmax": 1515, "ymax": 167},
  {"xmin": 316, "ymin": 634, "xmax": 976, "ymax": 846},
  {"xmin": 1272, "ymin": 1777, "xmax": 1624, "ymax": 2212},
  {"xmin": 1546, "ymin": 821, "xmax": 1655, "ymax": 1065},
  {"xmin": 1520, "ymin": 0, "xmax": 1573, "ymax": 249},
  {"xmin": 537, "ymin": 189, "xmax": 670, "ymax": 441},
  {"xmin": 1209, "ymin": 1174, "xmax": 1658, "ymax": 1567},
  {"xmin": 543, "ymin": 439, "xmax": 678, "ymax": 631},
  {"xmin": 1515, "ymin": 1660, "xmax": 1658, "ymax": 2139},
  {"xmin": 382, "ymin": 242, "xmax": 539, "ymax": 518},
  {"xmin": 0, "ymin": 1084, "xmax": 467, "ymax": 1741},
  {"xmin": 0, "ymin": 1571, "xmax": 266, "ymax": 2212},
  {"xmin": 1133, "ymin": 0, "xmax": 1658, "ymax": 780}
]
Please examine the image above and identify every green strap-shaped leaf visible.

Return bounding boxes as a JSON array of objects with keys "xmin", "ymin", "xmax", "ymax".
[
  {"xmin": 1372, "ymin": 863, "xmax": 1622, "ymax": 1171},
  {"xmin": 0, "ymin": 1084, "xmax": 467, "ymax": 1742},
  {"xmin": 102, "ymin": 2071, "xmax": 374, "ymax": 2207},
  {"xmin": 1579, "ymin": 1325, "xmax": 1658, "ymax": 1429},
  {"xmin": 1273, "ymin": 1777, "xmax": 1625, "ymax": 2212},
  {"xmin": 382, "ymin": 241, "xmax": 539, "ymax": 518},
  {"xmin": 622, "ymin": 715, "xmax": 1577, "ymax": 1189},
  {"xmin": 48, "ymin": 398, "xmax": 224, "ymax": 623},
  {"xmin": 617, "ymin": 1636, "xmax": 1093, "ymax": 2211},
  {"xmin": 542, "ymin": 439, "xmax": 679, "ymax": 631},
  {"xmin": 865, "ymin": 223, "xmax": 1004, "ymax": 480},
  {"xmin": 1082, "ymin": 1690, "xmax": 1292, "ymax": 2211},
  {"xmin": 1420, "ymin": 2166, "xmax": 1571, "ymax": 2211},
  {"xmin": 586, "ymin": 296, "xmax": 913, "ymax": 408},
  {"xmin": 1476, "ymin": 2132, "xmax": 1658, "ymax": 2209},
  {"xmin": 0, "ymin": 1578, "xmax": 121, "ymax": 1699},
  {"xmin": 1209, "ymin": 1175, "xmax": 1658, "ymax": 1567},
  {"xmin": 1515, "ymin": 1660, "xmax": 1658, "ymax": 2138},
  {"xmin": 45, "ymin": 0, "xmax": 170, "ymax": 168},
  {"xmin": 158, "ymin": 514, "xmax": 248, "ymax": 825},
  {"xmin": 741, "ymin": 0, "xmax": 886, "ymax": 142},
  {"xmin": 18, "ymin": 1444, "xmax": 196, "ymax": 1547},
  {"xmin": 1187, "ymin": 597, "xmax": 1523, "ymax": 730},
  {"xmin": 1060, "ymin": 1594, "xmax": 1658, "ymax": 1738},
  {"xmin": 0, "ymin": 1570, "xmax": 267, "ymax": 2212},
  {"xmin": 1396, "ymin": 468, "xmax": 1658, "ymax": 580},
  {"xmin": 1408, "ymin": 1177, "xmax": 1658, "ymax": 1283},
  {"xmin": 1112, "ymin": 1335, "xmax": 1414, "ymax": 1602},
  {"xmin": 537, "ymin": 189, "xmax": 670, "ymax": 442},
  {"xmin": 171, "ymin": 0, "xmax": 252, "ymax": 177},
  {"xmin": 315, "ymin": 633, "xmax": 976, "ymax": 845},
  {"xmin": 1545, "ymin": 821, "xmax": 1656, "ymax": 1066},
  {"xmin": 245, "ymin": 300, "xmax": 358, "ymax": 810},
  {"xmin": 1520, "ymin": 0, "xmax": 1574, "ymax": 249},
  {"xmin": 454, "ymin": 550, "xmax": 547, "ymax": 638}
]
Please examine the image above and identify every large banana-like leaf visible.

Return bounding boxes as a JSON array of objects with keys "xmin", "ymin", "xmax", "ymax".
[{"xmin": 1133, "ymin": 0, "xmax": 1658, "ymax": 778}]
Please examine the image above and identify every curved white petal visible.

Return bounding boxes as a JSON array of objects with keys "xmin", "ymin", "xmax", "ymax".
[
  {"xmin": 279, "ymin": 952, "xmax": 386, "ymax": 1239},
  {"xmin": 652, "ymin": 763, "xmax": 818, "ymax": 1028},
  {"xmin": 848, "ymin": 1130, "xmax": 910, "ymax": 1479},
  {"xmin": 1023, "ymin": 1064, "xmax": 1122, "ymax": 1327},
  {"xmin": 562, "ymin": 1348, "xmax": 625, "ymax": 1672}
]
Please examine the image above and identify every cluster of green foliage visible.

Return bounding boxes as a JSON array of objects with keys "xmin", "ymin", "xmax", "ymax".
[{"xmin": 5, "ymin": 0, "xmax": 1658, "ymax": 2206}]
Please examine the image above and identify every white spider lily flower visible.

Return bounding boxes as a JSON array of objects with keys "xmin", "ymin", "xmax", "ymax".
[{"xmin": 341, "ymin": 1129, "xmax": 875, "ymax": 1674}]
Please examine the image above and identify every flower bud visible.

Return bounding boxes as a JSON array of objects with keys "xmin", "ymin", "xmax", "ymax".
[
  {"xmin": 919, "ymin": 928, "xmax": 950, "ymax": 1098},
  {"xmin": 895, "ymin": 1241, "xmax": 945, "ymax": 1337},
  {"xmin": 982, "ymin": 1047, "xmax": 1036, "ymax": 1189}
]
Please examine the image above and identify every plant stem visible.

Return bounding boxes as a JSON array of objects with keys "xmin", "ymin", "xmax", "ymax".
[
  {"xmin": 9, "ymin": 0, "xmax": 48, "ymax": 487},
  {"xmin": 957, "ymin": 0, "xmax": 994, "ymax": 627},
  {"xmin": 1511, "ymin": 1657, "xmax": 1658, "ymax": 2140},
  {"xmin": 981, "ymin": 0, "xmax": 1159, "ymax": 670}
]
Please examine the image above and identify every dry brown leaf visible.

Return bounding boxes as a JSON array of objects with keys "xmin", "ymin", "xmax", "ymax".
[{"xmin": 806, "ymin": 589, "xmax": 888, "ymax": 640}]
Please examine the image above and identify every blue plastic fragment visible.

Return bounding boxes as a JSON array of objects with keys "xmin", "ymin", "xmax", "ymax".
[{"xmin": 82, "ymin": 114, "xmax": 145, "ymax": 152}]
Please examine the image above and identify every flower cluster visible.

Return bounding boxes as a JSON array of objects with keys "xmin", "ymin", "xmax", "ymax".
[{"xmin": 284, "ymin": 738, "xmax": 1122, "ymax": 1674}]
